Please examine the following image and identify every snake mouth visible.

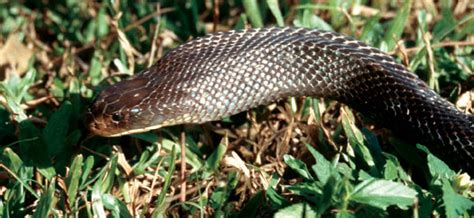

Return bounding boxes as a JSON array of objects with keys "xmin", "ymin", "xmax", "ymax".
[
  {"xmin": 85, "ymin": 110, "xmax": 103, "ymax": 136},
  {"xmin": 105, "ymin": 124, "xmax": 165, "ymax": 137},
  {"xmin": 85, "ymin": 109, "xmax": 164, "ymax": 137},
  {"xmin": 85, "ymin": 110, "xmax": 116, "ymax": 137}
]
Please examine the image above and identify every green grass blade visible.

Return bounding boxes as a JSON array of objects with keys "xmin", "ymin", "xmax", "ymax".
[
  {"xmin": 266, "ymin": 0, "xmax": 284, "ymax": 27},
  {"xmin": 243, "ymin": 0, "xmax": 263, "ymax": 27},
  {"xmin": 382, "ymin": 0, "xmax": 412, "ymax": 51},
  {"xmin": 33, "ymin": 178, "xmax": 56, "ymax": 218},
  {"xmin": 66, "ymin": 154, "xmax": 83, "ymax": 206},
  {"xmin": 153, "ymin": 145, "xmax": 176, "ymax": 214}
]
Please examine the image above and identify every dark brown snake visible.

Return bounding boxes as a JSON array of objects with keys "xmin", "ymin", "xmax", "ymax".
[{"xmin": 87, "ymin": 27, "xmax": 474, "ymax": 174}]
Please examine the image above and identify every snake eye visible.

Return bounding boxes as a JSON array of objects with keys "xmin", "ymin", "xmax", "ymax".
[{"xmin": 111, "ymin": 113, "xmax": 123, "ymax": 123}]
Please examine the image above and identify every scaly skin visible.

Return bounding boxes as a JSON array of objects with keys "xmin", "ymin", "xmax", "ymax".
[{"xmin": 87, "ymin": 27, "xmax": 474, "ymax": 174}]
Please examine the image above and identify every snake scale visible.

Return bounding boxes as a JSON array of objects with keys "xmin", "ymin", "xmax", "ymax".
[{"xmin": 87, "ymin": 27, "xmax": 474, "ymax": 174}]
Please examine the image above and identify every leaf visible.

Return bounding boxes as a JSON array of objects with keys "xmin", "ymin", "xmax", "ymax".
[
  {"xmin": 427, "ymin": 153, "xmax": 456, "ymax": 180},
  {"xmin": 274, "ymin": 203, "xmax": 318, "ymax": 218},
  {"xmin": 133, "ymin": 134, "xmax": 203, "ymax": 170},
  {"xmin": 350, "ymin": 178, "xmax": 417, "ymax": 210},
  {"xmin": 306, "ymin": 144, "xmax": 334, "ymax": 184},
  {"xmin": 238, "ymin": 191, "xmax": 264, "ymax": 217},
  {"xmin": 417, "ymin": 144, "xmax": 456, "ymax": 182},
  {"xmin": 96, "ymin": 7, "xmax": 109, "ymax": 38},
  {"xmin": 336, "ymin": 209, "xmax": 355, "ymax": 218},
  {"xmin": 0, "ymin": 83, "xmax": 27, "ymax": 122},
  {"xmin": 1, "ymin": 148, "xmax": 23, "ymax": 173},
  {"xmin": 88, "ymin": 52, "xmax": 103, "ymax": 86},
  {"xmin": 205, "ymin": 141, "xmax": 227, "ymax": 172},
  {"xmin": 102, "ymin": 194, "xmax": 132, "ymax": 218},
  {"xmin": 329, "ymin": 0, "xmax": 348, "ymax": 29},
  {"xmin": 341, "ymin": 108, "xmax": 375, "ymax": 170},
  {"xmin": 18, "ymin": 120, "xmax": 50, "ymax": 171},
  {"xmin": 42, "ymin": 101, "xmax": 72, "ymax": 158},
  {"xmin": 318, "ymin": 175, "xmax": 339, "ymax": 213},
  {"xmin": 80, "ymin": 155, "xmax": 95, "ymax": 189},
  {"xmin": 243, "ymin": 0, "xmax": 263, "ymax": 28},
  {"xmin": 283, "ymin": 154, "xmax": 314, "ymax": 181},
  {"xmin": 209, "ymin": 172, "xmax": 239, "ymax": 210},
  {"xmin": 132, "ymin": 146, "xmax": 161, "ymax": 175},
  {"xmin": 91, "ymin": 183, "xmax": 106, "ymax": 218},
  {"xmin": 383, "ymin": 153, "xmax": 410, "ymax": 181},
  {"xmin": 432, "ymin": 0, "xmax": 457, "ymax": 42},
  {"xmin": 66, "ymin": 155, "xmax": 83, "ymax": 205},
  {"xmin": 113, "ymin": 58, "xmax": 131, "ymax": 75},
  {"xmin": 266, "ymin": 0, "xmax": 284, "ymax": 27},
  {"xmin": 293, "ymin": 4, "xmax": 333, "ymax": 30},
  {"xmin": 153, "ymin": 145, "xmax": 176, "ymax": 213},
  {"xmin": 441, "ymin": 178, "xmax": 474, "ymax": 218},
  {"xmin": 285, "ymin": 182, "xmax": 322, "ymax": 204},
  {"xmin": 33, "ymin": 178, "xmax": 56, "ymax": 218},
  {"xmin": 266, "ymin": 186, "xmax": 289, "ymax": 210},
  {"xmin": 94, "ymin": 155, "xmax": 118, "ymax": 193},
  {"xmin": 383, "ymin": 0, "xmax": 411, "ymax": 51}
]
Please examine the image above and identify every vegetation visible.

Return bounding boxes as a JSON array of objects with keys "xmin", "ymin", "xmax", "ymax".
[{"xmin": 0, "ymin": 0, "xmax": 473, "ymax": 217}]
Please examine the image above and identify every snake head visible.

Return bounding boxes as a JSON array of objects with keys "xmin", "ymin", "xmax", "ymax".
[{"xmin": 86, "ymin": 77, "xmax": 166, "ymax": 137}]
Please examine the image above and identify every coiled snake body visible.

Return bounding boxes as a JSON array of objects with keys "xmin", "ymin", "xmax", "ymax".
[{"xmin": 87, "ymin": 27, "xmax": 474, "ymax": 173}]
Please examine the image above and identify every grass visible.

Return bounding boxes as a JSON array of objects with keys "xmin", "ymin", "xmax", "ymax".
[{"xmin": 0, "ymin": 0, "xmax": 473, "ymax": 217}]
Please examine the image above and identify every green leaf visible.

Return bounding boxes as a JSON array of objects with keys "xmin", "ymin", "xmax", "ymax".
[
  {"xmin": 80, "ymin": 155, "xmax": 95, "ymax": 189},
  {"xmin": 205, "ymin": 141, "xmax": 227, "ymax": 172},
  {"xmin": 359, "ymin": 13, "xmax": 381, "ymax": 43},
  {"xmin": 283, "ymin": 154, "xmax": 314, "ymax": 181},
  {"xmin": 209, "ymin": 172, "xmax": 239, "ymax": 211},
  {"xmin": 94, "ymin": 155, "xmax": 118, "ymax": 193},
  {"xmin": 153, "ymin": 145, "xmax": 176, "ymax": 214},
  {"xmin": 293, "ymin": 4, "xmax": 334, "ymax": 30},
  {"xmin": 1, "ymin": 148, "xmax": 23, "ymax": 173},
  {"xmin": 0, "ymin": 83, "xmax": 27, "ymax": 122},
  {"xmin": 306, "ymin": 144, "xmax": 334, "ymax": 184},
  {"xmin": 132, "ymin": 146, "xmax": 161, "ymax": 175},
  {"xmin": 266, "ymin": 0, "xmax": 284, "ymax": 27},
  {"xmin": 427, "ymin": 153, "xmax": 456, "ymax": 180},
  {"xmin": 42, "ymin": 101, "xmax": 72, "ymax": 158},
  {"xmin": 318, "ymin": 175, "xmax": 339, "ymax": 213},
  {"xmin": 274, "ymin": 203, "xmax": 318, "ymax": 218},
  {"xmin": 266, "ymin": 186, "xmax": 290, "ymax": 210},
  {"xmin": 89, "ymin": 52, "xmax": 103, "ymax": 86},
  {"xmin": 133, "ymin": 134, "xmax": 203, "ymax": 170},
  {"xmin": 33, "ymin": 178, "xmax": 56, "ymax": 218},
  {"xmin": 329, "ymin": 0, "xmax": 349, "ymax": 29},
  {"xmin": 66, "ymin": 154, "xmax": 83, "ymax": 205},
  {"xmin": 350, "ymin": 178, "xmax": 417, "ymax": 210},
  {"xmin": 285, "ymin": 182, "xmax": 322, "ymax": 204},
  {"xmin": 96, "ymin": 7, "xmax": 109, "ymax": 38},
  {"xmin": 432, "ymin": 0, "xmax": 457, "ymax": 42},
  {"xmin": 441, "ymin": 178, "xmax": 474, "ymax": 218},
  {"xmin": 383, "ymin": 153, "xmax": 410, "ymax": 181},
  {"xmin": 238, "ymin": 191, "xmax": 264, "ymax": 217},
  {"xmin": 102, "ymin": 194, "xmax": 132, "ymax": 218},
  {"xmin": 243, "ymin": 0, "xmax": 263, "ymax": 28},
  {"xmin": 18, "ymin": 120, "xmax": 50, "ymax": 173},
  {"xmin": 341, "ymin": 109, "xmax": 375, "ymax": 170},
  {"xmin": 383, "ymin": 0, "xmax": 411, "ymax": 51},
  {"xmin": 336, "ymin": 209, "xmax": 355, "ymax": 218},
  {"xmin": 91, "ymin": 183, "xmax": 106, "ymax": 218}
]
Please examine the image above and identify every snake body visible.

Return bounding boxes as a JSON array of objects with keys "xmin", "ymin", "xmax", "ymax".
[{"xmin": 87, "ymin": 27, "xmax": 474, "ymax": 173}]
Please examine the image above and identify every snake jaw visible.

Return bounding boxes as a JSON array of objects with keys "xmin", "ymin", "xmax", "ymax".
[{"xmin": 86, "ymin": 110, "xmax": 117, "ymax": 137}]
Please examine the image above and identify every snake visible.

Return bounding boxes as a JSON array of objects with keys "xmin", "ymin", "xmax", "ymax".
[{"xmin": 86, "ymin": 27, "xmax": 474, "ymax": 174}]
